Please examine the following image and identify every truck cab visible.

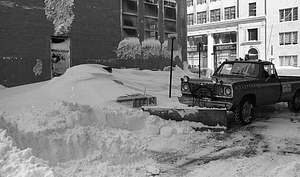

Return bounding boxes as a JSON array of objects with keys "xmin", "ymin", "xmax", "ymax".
[
  {"xmin": 214, "ymin": 60, "xmax": 281, "ymax": 107},
  {"xmin": 179, "ymin": 59, "xmax": 300, "ymax": 126}
]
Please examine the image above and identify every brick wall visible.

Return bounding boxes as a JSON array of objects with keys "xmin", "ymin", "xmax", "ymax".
[
  {"xmin": 0, "ymin": 0, "xmax": 121, "ymax": 87},
  {"xmin": 70, "ymin": 0, "xmax": 121, "ymax": 65},
  {"xmin": 0, "ymin": 0, "xmax": 186, "ymax": 87},
  {"xmin": 0, "ymin": 0, "xmax": 52, "ymax": 87}
]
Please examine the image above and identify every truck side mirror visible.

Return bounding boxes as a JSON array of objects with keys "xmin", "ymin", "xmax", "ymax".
[{"xmin": 270, "ymin": 74, "xmax": 276, "ymax": 78}]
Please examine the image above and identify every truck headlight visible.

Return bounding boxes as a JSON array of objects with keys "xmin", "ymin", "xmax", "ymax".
[
  {"xmin": 182, "ymin": 83, "xmax": 189, "ymax": 91},
  {"xmin": 212, "ymin": 77, "xmax": 218, "ymax": 84},
  {"xmin": 225, "ymin": 87, "xmax": 231, "ymax": 95},
  {"xmin": 181, "ymin": 76, "xmax": 189, "ymax": 82}
]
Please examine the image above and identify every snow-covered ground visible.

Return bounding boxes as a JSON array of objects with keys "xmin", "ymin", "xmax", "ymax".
[{"xmin": 1, "ymin": 64, "xmax": 300, "ymax": 177}]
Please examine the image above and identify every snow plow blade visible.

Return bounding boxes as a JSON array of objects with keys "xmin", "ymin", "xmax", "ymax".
[{"xmin": 141, "ymin": 107, "xmax": 227, "ymax": 131}]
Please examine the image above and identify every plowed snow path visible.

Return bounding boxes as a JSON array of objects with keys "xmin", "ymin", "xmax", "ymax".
[{"xmin": 147, "ymin": 103, "xmax": 300, "ymax": 177}]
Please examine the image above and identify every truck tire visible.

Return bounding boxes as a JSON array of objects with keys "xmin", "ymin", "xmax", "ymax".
[
  {"xmin": 288, "ymin": 91, "xmax": 300, "ymax": 112},
  {"xmin": 235, "ymin": 97, "xmax": 254, "ymax": 125}
]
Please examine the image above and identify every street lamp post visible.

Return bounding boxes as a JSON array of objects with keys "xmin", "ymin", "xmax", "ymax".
[{"xmin": 167, "ymin": 33, "xmax": 178, "ymax": 98}]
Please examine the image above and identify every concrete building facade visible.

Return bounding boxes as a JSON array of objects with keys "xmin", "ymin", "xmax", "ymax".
[
  {"xmin": 266, "ymin": 0, "xmax": 299, "ymax": 67},
  {"xmin": 187, "ymin": 0, "xmax": 299, "ymax": 70}
]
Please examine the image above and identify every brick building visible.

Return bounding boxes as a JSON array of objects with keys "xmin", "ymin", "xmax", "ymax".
[{"xmin": 0, "ymin": 0, "xmax": 187, "ymax": 87}]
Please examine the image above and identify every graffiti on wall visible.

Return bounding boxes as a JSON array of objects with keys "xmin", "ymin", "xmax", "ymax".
[
  {"xmin": 0, "ymin": 1, "xmax": 44, "ymax": 9},
  {"xmin": 51, "ymin": 37, "xmax": 70, "ymax": 77},
  {"xmin": 0, "ymin": 57, "xmax": 22, "ymax": 60},
  {"xmin": 33, "ymin": 59, "xmax": 43, "ymax": 76}
]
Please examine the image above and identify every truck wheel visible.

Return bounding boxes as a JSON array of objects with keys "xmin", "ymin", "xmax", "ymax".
[
  {"xmin": 288, "ymin": 91, "xmax": 300, "ymax": 112},
  {"xmin": 235, "ymin": 97, "xmax": 254, "ymax": 125}
]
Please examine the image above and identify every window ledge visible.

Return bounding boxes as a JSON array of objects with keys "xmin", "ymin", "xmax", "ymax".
[{"xmin": 241, "ymin": 41, "xmax": 261, "ymax": 45}]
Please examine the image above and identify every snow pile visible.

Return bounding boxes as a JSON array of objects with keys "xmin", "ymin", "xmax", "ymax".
[
  {"xmin": 271, "ymin": 161, "xmax": 300, "ymax": 177},
  {"xmin": 40, "ymin": 64, "xmax": 135, "ymax": 105},
  {"xmin": 3, "ymin": 65, "xmax": 300, "ymax": 176},
  {"xmin": 116, "ymin": 37, "xmax": 141, "ymax": 60},
  {"xmin": 0, "ymin": 99, "xmax": 195, "ymax": 176},
  {"xmin": 0, "ymin": 129, "xmax": 56, "ymax": 177},
  {"xmin": 0, "ymin": 84, "xmax": 6, "ymax": 90}
]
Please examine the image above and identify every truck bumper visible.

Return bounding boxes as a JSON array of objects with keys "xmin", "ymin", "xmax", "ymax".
[{"xmin": 178, "ymin": 96, "xmax": 233, "ymax": 110}]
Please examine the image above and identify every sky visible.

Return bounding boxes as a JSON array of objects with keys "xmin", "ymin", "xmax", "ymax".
[{"xmin": 1, "ymin": 64, "xmax": 300, "ymax": 177}]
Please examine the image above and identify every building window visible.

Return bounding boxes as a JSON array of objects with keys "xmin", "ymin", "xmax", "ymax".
[
  {"xmin": 123, "ymin": 29, "xmax": 137, "ymax": 37},
  {"xmin": 144, "ymin": 0, "xmax": 158, "ymax": 3},
  {"xmin": 210, "ymin": 9, "xmax": 220, "ymax": 22},
  {"xmin": 293, "ymin": 32, "xmax": 298, "ymax": 44},
  {"xmin": 248, "ymin": 28, "xmax": 258, "ymax": 41},
  {"xmin": 187, "ymin": 35, "xmax": 208, "ymax": 68},
  {"xmin": 164, "ymin": 0, "xmax": 176, "ymax": 7},
  {"xmin": 144, "ymin": 2, "xmax": 158, "ymax": 17},
  {"xmin": 249, "ymin": 2, "xmax": 256, "ymax": 16},
  {"xmin": 123, "ymin": 0, "xmax": 138, "ymax": 14},
  {"xmin": 197, "ymin": 0, "xmax": 206, "ymax": 5},
  {"xmin": 279, "ymin": 56, "xmax": 298, "ymax": 67},
  {"xmin": 187, "ymin": 0, "xmax": 193, "ymax": 7},
  {"xmin": 187, "ymin": 14, "xmax": 194, "ymax": 25},
  {"xmin": 197, "ymin": 11, "xmax": 207, "ymax": 24},
  {"xmin": 123, "ymin": 14, "xmax": 138, "ymax": 27},
  {"xmin": 279, "ymin": 7, "xmax": 298, "ymax": 22},
  {"xmin": 164, "ymin": 1, "xmax": 176, "ymax": 39},
  {"xmin": 145, "ymin": 31, "xmax": 158, "ymax": 39},
  {"xmin": 279, "ymin": 32, "xmax": 298, "ymax": 45},
  {"xmin": 144, "ymin": 18, "xmax": 157, "ymax": 30},
  {"xmin": 164, "ymin": 6, "xmax": 176, "ymax": 20},
  {"xmin": 248, "ymin": 48, "xmax": 258, "ymax": 60},
  {"xmin": 225, "ymin": 6, "xmax": 235, "ymax": 20},
  {"xmin": 213, "ymin": 32, "xmax": 236, "ymax": 44},
  {"xmin": 293, "ymin": 7, "xmax": 298, "ymax": 20},
  {"xmin": 164, "ymin": 20, "xmax": 176, "ymax": 32}
]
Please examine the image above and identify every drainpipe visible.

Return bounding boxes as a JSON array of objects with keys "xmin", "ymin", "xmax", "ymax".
[
  {"xmin": 265, "ymin": 0, "xmax": 267, "ymax": 60},
  {"xmin": 237, "ymin": 0, "xmax": 239, "ymax": 58},
  {"xmin": 237, "ymin": 0, "xmax": 239, "ymax": 18}
]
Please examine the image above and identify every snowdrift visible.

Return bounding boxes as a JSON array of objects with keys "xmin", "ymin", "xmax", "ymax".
[
  {"xmin": 2, "ymin": 64, "xmax": 300, "ymax": 176},
  {"xmin": 0, "ymin": 100, "xmax": 195, "ymax": 176}
]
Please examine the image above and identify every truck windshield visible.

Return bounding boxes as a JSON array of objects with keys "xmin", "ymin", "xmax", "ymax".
[{"xmin": 217, "ymin": 63, "xmax": 260, "ymax": 77}]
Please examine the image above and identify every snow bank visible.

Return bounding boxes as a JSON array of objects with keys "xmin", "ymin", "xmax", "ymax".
[
  {"xmin": 271, "ymin": 161, "xmax": 300, "ymax": 177},
  {"xmin": 2, "ymin": 63, "xmax": 300, "ymax": 176},
  {"xmin": 0, "ymin": 129, "xmax": 56, "ymax": 177},
  {"xmin": 40, "ymin": 64, "xmax": 135, "ymax": 104},
  {"xmin": 0, "ymin": 101, "xmax": 196, "ymax": 176},
  {"xmin": 0, "ymin": 84, "xmax": 6, "ymax": 90}
]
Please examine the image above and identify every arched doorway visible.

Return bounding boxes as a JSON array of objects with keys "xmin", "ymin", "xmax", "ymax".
[{"xmin": 248, "ymin": 48, "xmax": 258, "ymax": 60}]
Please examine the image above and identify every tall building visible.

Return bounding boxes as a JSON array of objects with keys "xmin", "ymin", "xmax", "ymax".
[
  {"xmin": 121, "ymin": 0, "xmax": 187, "ymax": 51},
  {"xmin": 122, "ymin": 0, "xmax": 177, "ymax": 43},
  {"xmin": 187, "ymin": 0, "xmax": 299, "ymax": 69},
  {"xmin": 266, "ymin": 0, "xmax": 299, "ymax": 67},
  {"xmin": 0, "ymin": 0, "xmax": 187, "ymax": 87},
  {"xmin": 118, "ymin": 0, "xmax": 187, "ymax": 69}
]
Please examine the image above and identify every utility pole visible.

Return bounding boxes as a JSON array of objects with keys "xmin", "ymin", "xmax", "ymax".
[
  {"xmin": 198, "ymin": 42, "xmax": 203, "ymax": 78},
  {"xmin": 167, "ymin": 34, "xmax": 178, "ymax": 98}
]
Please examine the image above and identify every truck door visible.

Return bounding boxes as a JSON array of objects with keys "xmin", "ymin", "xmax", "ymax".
[{"xmin": 261, "ymin": 64, "xmax": 281, "ymax": 104}]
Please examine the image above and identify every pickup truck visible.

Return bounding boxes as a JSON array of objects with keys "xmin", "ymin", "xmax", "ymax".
[{"xmin": 178, "ymin": 59, "xmax": 300, "ymax": 125}]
